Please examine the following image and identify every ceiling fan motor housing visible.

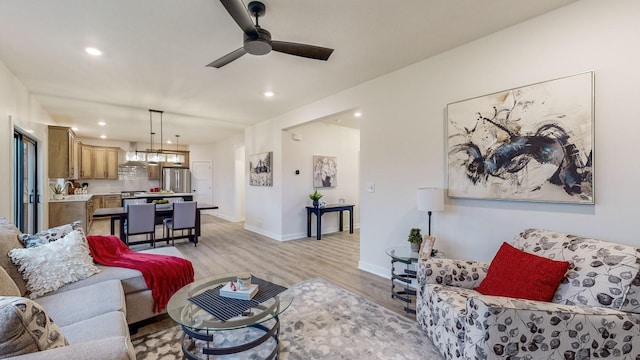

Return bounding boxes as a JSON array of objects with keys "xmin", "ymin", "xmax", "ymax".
[{"xmin": 244, "ymin": 27, "xmax": 272, "ymax": 55}]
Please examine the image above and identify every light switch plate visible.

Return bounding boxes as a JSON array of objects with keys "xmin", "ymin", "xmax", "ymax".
[{"xmin": 367, "ymin": 183, "xmax": 375, "ymax": 193}]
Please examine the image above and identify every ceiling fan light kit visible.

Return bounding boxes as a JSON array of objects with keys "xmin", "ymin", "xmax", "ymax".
[{"xmin": 208, "ymin": 0, "xmax": 334, "ymax": 68}]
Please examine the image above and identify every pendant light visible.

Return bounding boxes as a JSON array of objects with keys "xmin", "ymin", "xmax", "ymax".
[
  {"xmin": 174, "ymin": 135, "xmax": 183, "ymax": 166},
  {"xmin": 147, "ymin": 109, "xmax": 164, "ymax": 166}
]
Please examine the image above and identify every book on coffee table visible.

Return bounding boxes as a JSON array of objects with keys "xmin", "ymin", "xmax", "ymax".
[{"xmin": 219, "ymin": 282, "xmax": 259, "ymax": 300}]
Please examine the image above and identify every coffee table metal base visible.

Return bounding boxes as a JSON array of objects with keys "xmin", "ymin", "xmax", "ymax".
[{"xmin": 181, "ymin": 317, "xmax": 281, "ymax": 360}]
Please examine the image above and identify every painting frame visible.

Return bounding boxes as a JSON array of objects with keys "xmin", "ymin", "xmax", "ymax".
[
  {"xmin": 447, "ymin": 71, "xmax": 594, "ymax": 204},
  {"xmin": 249, "ymin": 151, "xmax": 273, "ymax": 186},
  {"xmin": 313, "ymin": 155, "xmax": 337, "ymax": 188},
  {"xmin": 419, "ymin": 235, "xmax": 436, "ymax": 260}
]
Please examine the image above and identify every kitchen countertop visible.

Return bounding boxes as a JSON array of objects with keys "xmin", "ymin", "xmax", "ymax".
[
  {"xmin": 49, "ymin": 192, "xmax": 192, "ymax": 202},
  {"xmin": 132, "ymin": 192, "xmax": 192, "ymax": 198},
  {"xmin": 49, "ymin": 194, "xmax": 93, "ymax": 202}
]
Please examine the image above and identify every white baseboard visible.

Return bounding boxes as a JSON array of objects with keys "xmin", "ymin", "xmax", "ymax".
[
  {"xmin": 243, "ymin": 224, "xmax": 282, "ymax": 241},
  {"xmin": 213, "ymin": 213, "xmax": 243, "ymax": 222},
  {"xmin": 280, "ymin": 232, "xmax": 309, "ymax": 241},
  {"xmin": 280, "ymin": 225, "xmax": 359, "ymax": 241},
  {"xmin": 358, "ymin": 261, "xmax": 390, "ymax": 280}
]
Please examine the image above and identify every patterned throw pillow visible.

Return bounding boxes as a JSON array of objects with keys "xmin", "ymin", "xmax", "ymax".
[
  {"xmin": 0, "ymin": 296, "xmax": 68, "ymax": 357},
  {"xmin": 9, "ymin": 230, "xmax": 100, "ymax": 298},
  {"xmin": 475, "ymin": 242, "xmax": 570, "ymax": 302},
  {"xmin": 17, "ymin": 221, "xmax": 84, "ymax": 248}
]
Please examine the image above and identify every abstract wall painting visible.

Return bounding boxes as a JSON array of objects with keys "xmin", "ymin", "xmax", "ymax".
[
  {"xmin": 447, "ymin": 71, "xmax": 594, "ymax": 204},
  {"xmin": 249, "ymin": 152, "xmax": 273, "ymax": 186},
  {"xmin": 313, "ymin": 155, "xmax": 337, "ymax": 188}
]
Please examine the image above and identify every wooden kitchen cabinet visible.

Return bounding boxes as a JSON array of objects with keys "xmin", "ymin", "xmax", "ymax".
[
  {"xmin": 79, "ymin": 144, "xmax": 120, "ymax": 179},
  {"xmin": 103, "ymin": 194, "xmax": 121, "ymax": 208},
  {"xmin": 48, "ymin": 126, "xmax": 77, "ymax": 179},
  {"xmin": 91, "ymin": 195, "xmax": 103, "ymax": 209},
  {"xmin": 79, "ymin": 144, "xmax": 94, "ymax": 179},
  {"xmin": 49, "ymin": 200, "xmax": 93, "ymax": 231},
  {"xmin": 94, "ymin": 147, "xmax": 118, "ymax": 179},
  {"xmin": 91, "ymin": 194, "xmax": 122, "ymax": 218}
]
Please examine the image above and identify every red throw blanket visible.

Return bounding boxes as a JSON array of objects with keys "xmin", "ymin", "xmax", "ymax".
[{"xmin": 86, "ymin": 235, "xmax": 194, "ymax": 313}]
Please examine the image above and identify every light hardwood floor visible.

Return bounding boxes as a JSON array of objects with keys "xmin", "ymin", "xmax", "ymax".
[{"xmin": 89, "ymin": 215, "xmax": 414, "ymax": 335}]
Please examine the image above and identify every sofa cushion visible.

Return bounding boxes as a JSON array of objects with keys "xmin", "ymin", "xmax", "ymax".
[
  {"xmin": 18, "ymin": 221, "xmax": 83, "ymax": 248},
  {"xmin": 8, "ymin": 230, "xmax": 100, "ymax": 298},
  {"xmin": 45, "ymin": 246, "xmax": 188, "ymax": 297},
  {"xmin": 0, "ymin": 296, "xmax": 68, "ymax": 358},
  {"xmin": 49, "ymin": 265, "xmax": 148, "ymax": 295},
  {"xmin": 0, "ymin": 266, "xmax": 20, "ymax": 296},
  {"xmin": 513, "ymin": 229, "xmax": 640, "ymax": 310},
  {"xmin": 475, "ymin": 242, "xmax": 569, "ymax": 302},
  {"xmin": 0, "ymin": 217, "xmax": 27, "ymax": 296},
  {"xmin": 36, "ymin": 280, "xmax": 126, "ymax": 328},
  {"xmin": 60, "ymin": 311, "xmax": 129, "ymax": 344}
]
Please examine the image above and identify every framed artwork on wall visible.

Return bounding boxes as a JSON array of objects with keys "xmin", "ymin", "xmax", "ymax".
[
  {"xmin": 313, "ymin": 155, "xmax": 337, "ymax": 188},
  {"xmin": 447, "ymin": 71, "xmax": 594, "ymax": 204},
  {"xmin": 249, "ymin": 151, "xmax": 273, "ymax": 186}
]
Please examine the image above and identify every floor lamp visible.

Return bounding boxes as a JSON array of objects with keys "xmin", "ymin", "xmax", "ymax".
[{"xmin": 417, "ymin": 188, "xmax": 445, "ymax": 236}]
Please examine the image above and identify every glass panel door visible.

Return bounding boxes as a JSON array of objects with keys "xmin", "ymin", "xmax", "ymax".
[{"xmin": 14, "ymin": 131, "xmax": 38, "ymax": 233}]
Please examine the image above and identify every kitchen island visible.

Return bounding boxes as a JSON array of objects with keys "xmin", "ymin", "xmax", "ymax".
[{"xmin": 49, "ymin": 194, "xmax": 94, "ymax": 230}]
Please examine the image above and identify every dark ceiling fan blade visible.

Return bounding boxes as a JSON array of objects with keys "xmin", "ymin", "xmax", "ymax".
[
  {"xmin": 272, "ymin": 41, "xmax": 334, "ymax": 61},
  {"xmin": 220, "ymin": 0, "xmax": 258, "ymax": 37},
  {"xmin": 206, "ymin": 48, "xmax": 247, "ymax": 68}
]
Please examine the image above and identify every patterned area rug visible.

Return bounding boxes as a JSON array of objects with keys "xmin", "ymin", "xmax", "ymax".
[{"xmin": 133, "ymin": 277, "xmax": 442, "ymax": 359}]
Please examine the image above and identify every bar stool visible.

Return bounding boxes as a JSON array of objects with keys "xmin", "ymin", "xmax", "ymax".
[
  {"xmin": 163, "ymin": 201, "xmax": 197, "ymax": 246},
  {"xmin": 125, "ymin": 203, "xmax": 157, "ymax": 247}
]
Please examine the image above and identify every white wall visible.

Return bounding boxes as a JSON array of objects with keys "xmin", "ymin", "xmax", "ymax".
[
  {"xmin": 0, "ymin": 60, "xmax": 51, "ymax": 227},
  {"xmin": 281, "ymin": 122, "xmax": 360, "ymax": 240},
  {"xmin": 245, "ymin": 0, "xmax": 640, "ymax": 278},
  {"xmin": 244, "ymin": 121, "xmax": 283, "ymax": 239},
  {"xmin": 190, "ymin": 133, "xmax": 245, "ymax": 221}
]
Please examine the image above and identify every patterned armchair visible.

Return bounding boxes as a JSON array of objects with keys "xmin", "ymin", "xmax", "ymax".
[{"xmin": 416, "ymin": 229, "xmax": 640, "ymax": 360}]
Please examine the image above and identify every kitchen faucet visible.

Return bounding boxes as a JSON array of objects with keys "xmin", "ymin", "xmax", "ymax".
[{"xmin": 63, "ymin": 181, "xmax": 75, "ymax": 194}]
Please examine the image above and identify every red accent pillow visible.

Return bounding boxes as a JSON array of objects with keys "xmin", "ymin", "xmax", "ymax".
[{"xmin": 475, "ymin": 242, "xmax": 570, "ymax": 302}]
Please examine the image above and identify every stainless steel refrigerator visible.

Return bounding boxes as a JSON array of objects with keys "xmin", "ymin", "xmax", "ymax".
[{"xmin": 162, "ymin": 167, "xmax": 191, "ymax": 193}]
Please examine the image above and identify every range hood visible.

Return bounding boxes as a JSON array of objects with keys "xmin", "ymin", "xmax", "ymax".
[
  {"xmin": 119, "ymin": 142, "xmax": 147, "ymax": 168},
  {"xmin": 120, "ymin": 159, "xmax": 147, "ymax": 168}
]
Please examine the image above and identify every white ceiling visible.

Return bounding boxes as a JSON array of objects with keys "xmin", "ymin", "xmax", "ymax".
[{"xmin": 0, "ymin": 0, "xmax": 577, "ymax": 145}]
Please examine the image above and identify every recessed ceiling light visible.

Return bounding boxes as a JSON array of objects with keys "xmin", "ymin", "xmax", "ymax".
[
  {"xmin": 98, "ymin": 121, "xmax": 106, "ymax": 126},
  {"xmin": 71, "ymin": 127, "xmax": 79, "ymax": 131},
  {"xmin": 100, "ymin": 135, "xmax": 107, "ymax": 139},
  {"xmin": 264, "ymin": 91, "xmax": 275, "ymax": 97},
  {"xmin": 85, "ymin": 47, "xmax": 102, "ymax": 56},
  {"xmin": 354, "ymin": 112, "xmax": 362, "ymax": 117},
  {"xmin": 166, "ymin": 140, "xmax": 172, "ymax": 144}
]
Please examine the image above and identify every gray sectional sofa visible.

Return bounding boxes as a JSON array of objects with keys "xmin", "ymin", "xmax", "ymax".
[
  {"xmin": 0, "ymin": 217, "xmax": 188, "ymax": 359},
  {"xmin": 417, "ymin": 228, "xmax": 640, "ymax": 360}
]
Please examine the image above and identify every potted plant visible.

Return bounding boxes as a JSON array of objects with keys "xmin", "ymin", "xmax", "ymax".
[
  {"xmin": 50, "ymin": 184, "xmax": 64, "ymax": 200},
  {"xmin": 309, "ymin": 189, "xmax": 323, "ymax": 208},
  {"xmin": 408, "ymin": 228, "xmax": 423, "ymax": 252}
]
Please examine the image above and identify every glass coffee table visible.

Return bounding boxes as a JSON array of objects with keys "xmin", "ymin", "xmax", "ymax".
[{"xmin": 167, "ymin": 273, "xmax": 294, "ymax": 360}]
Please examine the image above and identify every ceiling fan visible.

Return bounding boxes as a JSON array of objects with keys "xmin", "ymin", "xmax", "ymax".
[{"xmin": 207, "ymin": 0, "xmax": 334, "ymax": 68}]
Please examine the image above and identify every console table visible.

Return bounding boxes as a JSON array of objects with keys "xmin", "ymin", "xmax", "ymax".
[{"xmin": 306, "ymin": 204, "xmax": 355, "ymax": 240}]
